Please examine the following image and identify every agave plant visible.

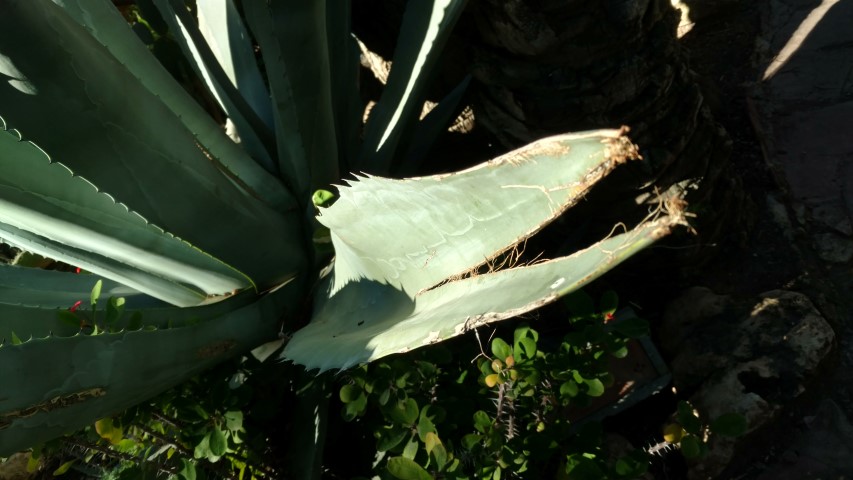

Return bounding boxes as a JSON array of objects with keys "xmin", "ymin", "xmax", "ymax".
[{"xmin": 0, "ymin": 0, "xmax": 685, "ymax": 458}]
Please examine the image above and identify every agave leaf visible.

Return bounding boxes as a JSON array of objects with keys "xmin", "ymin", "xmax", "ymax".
[
  {"xmin": 325, "ymin": 0, "xmax": 362, "ymax": 174},
  {"xmin": 0, "ymin": 126, "xmax": 254, "ymax": 306},
  {"xmin": 359, "ymin": 0, "xmax": 468, "ymax": 174},
  {"xmin": 0, "ymin": 265, "xmax": 262, "ymax": 341},
  {"xmin": 285, "ymin": 215, "xmax": 682, "ymax": 371},
  {"xmin": 195, "ymin": 0, "xmax": 275, "ymax": 131},
  {"xmin": 320, "ymin": 130, "xmax": 639, "ymax": 297},
  {"xmin": 152, "ymin": 0, "xmax": 277, "ymax": 171},
  {"xmin": 0, "ymin": 284, "xmax": 294, "ymax": 456},
  {"xmin": 0, "ymin": 1, "xmax": 307, "ymax": 292},
  {"xmin": 285, "ymin": 374, "xmax": 330, "ymax": 480},
  {"xmin": 284, "ymin": 129, "xmax": 683, "ymax": 371},
  {"xmin": 0, "ymin": 266, "xmax": 156, "ymax": 309},
  {"xmin": 51, "ymin": 0, "xmax": 293, "ymax": 211},
  {"xmin": 399, "ymin": 75, "xmax": 471, "ymax": 175},
  {"xmin": 243, "ymin": 0, "xmax": 340, "ymax": 202}
]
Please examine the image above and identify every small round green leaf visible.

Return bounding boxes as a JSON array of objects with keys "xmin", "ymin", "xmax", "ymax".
[
  {"xmin": 343, "ymin": 392, "xmax": 368, "ymax": 420},
  {"xmin": 424, "ymin": 431, "xmax": 440, "ymax": 454},
  {"xmin": 610, "ymin": 345, "xmax": 629, "ymax": 358},
  {"xmin": 402, "ymin": 434, "xmax": 419, "ymax": 460},
  {"xmin": 680, "ymin": 434, "xmax": 702, "ymax": 459},
  {"xmin": 209, "ymin": 428, "xmax": 228, "ymax": 457},
  {"xmin": 193, "ymin": 434, "xmax": 211, "ymax": 460},
  {"xmin": 710, "ymin": 413, "xmax": 747, "ymax": 437},
  {"xmin": 105, "ymin": 296, "xmax": 126, "ymax": 325},
  {"xmin": 340, "ymin": 384, "xmax": 361, "ymax": 403},
  {"xmin": 387, "ymin": 456, "xmax": 432, "ymax": 480},
  {"xmin": 378, "ymin": 387, "xmax": 392, "ymax": 406},
  {"xmin": 560, "ymin": 381, "xmax": 579, "ymax": 398},
  {"xmin": 473, "ymin": 410, "xmax": 492, "ymax": 433},
  {"xmin": 677, "ymin": 401, "xmax": 702, "ymax": 435},
  {"xmin": 491, "ymin": 338, "xmax": 512, "ymax": 361},
  {"xmin": 223, "ymin": 411, "xmax": 244, "ymax": 433},
  {"xmin": 94, "ymin": 418, "xmax": 123, "ymax": 444},
  {"xmin": 377, "ymin": 427, "xmax": 409, "ymax": 452},
  {"xmin": 178, "ymin": 459, "xmax": 197, "ymax": 480},
  {"xmin": 615, "ymin": 460, "xmax": 633, "ymax": 477},
  {"xmin": 516, "ymin": 337, "xmax": 537, "ymax": 362},
  {"xmin": 52, "ymin": 459, "xmax": 76, "ymax": 476},
  {"xmin": 430, "ymin": 442, "xmax": 448, "ymax": 471},
  {"xmin": 564, "ymin": 290, "xmax": 595, "ymax": 318},
  {"xmin": 513, "ymin": 326, "xmax": 538, "ymax": 361},
  {"xmin": 600, "ymin": 290, "xmax": 619, "ymax": 316},
  {"xmin": 417, "ymin": 409, "xmax": 437, "ymax": 441},
  {"xmin": 564, "ymin": 454, "xmax": 605, "ymax": 480},
  {"xmin": 584, "ymin": 378, "xmax": 605, "ymax": 397},
  {"xmin": 583, "ymin": 324, "xmax": 607, "ymax": 344},
  {"xmin": 462, "ymin": 433, "xmax": 482, "ymax": 450},
  {"xmin": 388, "ymin": 398, "xmax": 419, "ymax": 426},
  {"xmin": 614, "ymin": 454, "xmax": 646, "ymax": 477},
  {"xmin": 613, "ymin": 318, "xmax": 650, "ymax": 338}
]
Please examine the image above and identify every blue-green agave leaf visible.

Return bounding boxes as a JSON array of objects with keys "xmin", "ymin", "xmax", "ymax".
[
  {"xmin": 195, "ymin": 0, "xmax": 274, "ymax": 131},
  {"xmin": 50, "ymin": 0, "xmax": 293, "ymax": 211},
  {"xmin": 0, "ymin": 266, "xmax": 156, "ymax": 310},
  {"xmin": 243, "ymin": 0, "xmax": 340, "ymax": 202},
  {"xmin": 0, "ymin": 126, "xmax": 251, "ymax": 306},
  {"xmin": 326, "ymin": 0, "xmax": 362, "ymax": 174},
  {"xmin": 359, "ymin": 0, "xmax": 468, "ymax": 173},
  {"xmin": 0, "ymin": 265, "xmax": 263, "ymax": 341},
  {"xmin": 0, "ymin": 1, "xmax": 307, "ymax": 292},
  {"xmin": 152, "ymin": 0, "xmax": 277, "ymax": 172},
  {"xmin": 285, "ymin": 374, "xmax": 330, "ymax": 480},
  {"xmin": 0, "ymin": 284, "xmax": 295, "ymax": 456}
]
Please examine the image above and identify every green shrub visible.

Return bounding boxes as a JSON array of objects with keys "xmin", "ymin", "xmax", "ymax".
[{"xmin": 331, "ymin": 291, "xmax": 654, "ymax": 479}]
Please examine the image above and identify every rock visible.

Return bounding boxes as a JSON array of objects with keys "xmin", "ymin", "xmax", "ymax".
[
  {"xmin": 661, "ymin": 288, "xmax": 836, "ymax": 479},
  {"xmin": 766, "ymin": 194, "xmax": 796, "ymax": 243},
  {"xmin": 758, "ymin": 400, "xmax": 853, "ymax": 479},
  {"xmin": 0, "ymin": 453, "xmax": 34, "ymax": 480},
  {"xmin": 811, "ymin": 203, "xmax": 853, "ymax": 236},
  {"xmin": 659, "ymin": 286, "xmax": 733, "ymax": 357},
  {"xmin": 812, "ymin": 232, "xmax": 853, "ymax": 264}
]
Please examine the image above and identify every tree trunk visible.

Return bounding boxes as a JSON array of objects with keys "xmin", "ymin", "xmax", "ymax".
[{"xmin": 465, "ymin": 0, "xmax": 746, "ymax": 252}]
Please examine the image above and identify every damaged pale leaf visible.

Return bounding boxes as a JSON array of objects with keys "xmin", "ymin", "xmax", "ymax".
[
  {"xmin": 318, "ymin": 129, "xmax": 639, "ymax": 297},
  {"xmin": 284, "ymin": 129, "xmax": 683, "ymax": 371},
  {"xmin": 285, "ymin": 214, "xmax": 683, "ymax": 372}
]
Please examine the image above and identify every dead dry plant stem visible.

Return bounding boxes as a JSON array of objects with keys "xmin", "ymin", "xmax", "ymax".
[
  {"xmin": 471, "ymin": 327, "xmax": 497, "ymax": 364},
  {"xmin": 63, "ymin": 437, "xmax": 178, "ymax": 475},
  {"xmin": 135, "ymin": 424, "xmax": 191, "ymax": 456}
]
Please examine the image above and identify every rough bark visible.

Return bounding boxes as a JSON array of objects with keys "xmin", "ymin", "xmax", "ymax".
[{"xmin": 464, "ymin": 0, "xmax": 746, "ymax": 255}]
